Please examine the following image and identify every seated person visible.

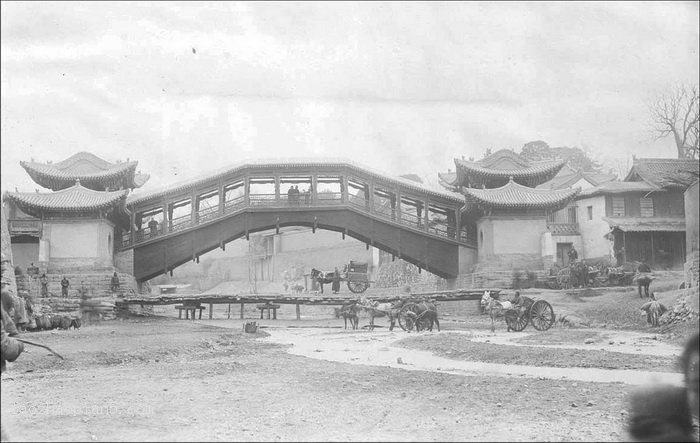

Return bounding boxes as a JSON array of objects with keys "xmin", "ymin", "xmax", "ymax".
[{"xmin": 511, "ymin": 291, "xmax": 524, "ymax": 310}]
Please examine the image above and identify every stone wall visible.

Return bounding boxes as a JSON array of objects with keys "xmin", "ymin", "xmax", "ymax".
[
  {"xmin": 474, "ymin": 253, "xmax": 546, "ymax": 271},
  {"xmin": 453, "ymin": 270, "xmax": 549, "ymax": 290},
  {"xmin": 16, "ymin": 271, "xmax": 140, "ymax": 321}
]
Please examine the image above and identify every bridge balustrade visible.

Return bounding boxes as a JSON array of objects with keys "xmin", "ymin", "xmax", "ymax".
[
  {"xmin": 124, "ymin": 170, "xmax": 469, "ymax": 249},
  {"xmin": 197, "ymin": 205, "xmax": 220, "ymax": 224},
  {"xmin": 249, "ymin": 193, "xmax": 277, "ymax": 206},
  {"xmin": 224, "ymin": 195, "xmax": 246, "ymax": 213},
  {"xmin": 315, "ymin": 192, "xmax": 342, "ymax": 205}
]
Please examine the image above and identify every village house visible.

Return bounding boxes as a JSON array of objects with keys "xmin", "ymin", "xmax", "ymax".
[{"xmin": 542, "ymin": 157, "xmax": 698, "ymax": 270}]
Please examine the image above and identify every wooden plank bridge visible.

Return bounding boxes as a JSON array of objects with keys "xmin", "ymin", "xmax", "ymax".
[{"xmin": 116, "ymin": 288, "xmax": 500, "ymax": 320}]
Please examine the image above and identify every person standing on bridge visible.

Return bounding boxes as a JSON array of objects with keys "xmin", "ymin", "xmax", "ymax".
[
  {"xmin": 287, "ymin": 185, "xmax": 294, "ymax": 205},
  {"xmin": 148, "ymin": 218, "xmax": 158, "ymax": 238}
]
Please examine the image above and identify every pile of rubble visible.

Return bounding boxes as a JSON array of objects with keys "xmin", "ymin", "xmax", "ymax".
[{"xmin": 660, "ymin": 287, "xmax": 699, "ymax": 325}]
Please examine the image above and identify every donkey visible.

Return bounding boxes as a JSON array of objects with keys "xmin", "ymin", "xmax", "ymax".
[
  {"xmin": 480, "ymin": 290, "xmax": 513, "ymax": 332},
  {"xmin": 357, "ymin": 297, "xmax": 401, "ymax": 331},
  {"xmin": 403, "ymin": 300, "xmax": 440, "ymax": 332},
  {"xmin": 640, "ymin": 293, "xmax": 667, "ymax": 327},
  {"xmin": 339, "ymin": 302, "xmax": 360, "ymax": 330}
]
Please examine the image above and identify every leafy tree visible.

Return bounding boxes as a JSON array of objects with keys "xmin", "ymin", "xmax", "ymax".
[
  {"xmin": 520, "ymin": 140, "xmax": 603, "ymax": 172},
  {"xmin": 648, "ymin": 84, "xmax": 699, "ymax": 159}
]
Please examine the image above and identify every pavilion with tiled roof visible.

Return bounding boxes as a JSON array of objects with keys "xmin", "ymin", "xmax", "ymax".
[
  {"xmin": 20, "ymin": 151, "xmax": 150, "ymax": 191},
  {"xmin": 463, "ymin": 178, "xmax": 581, "ymax": 214},
  {"xmin": 435, "ymin": 148, "xmax": 581, "ymax": 271},
  {"xmin": 3, "ymin": 180, "xmax": 130, "ymax": 228},
  {"xmin": 5, "ymin": 152, "xmax": 146, "ymax": 273},
  {"xmin": 439, "ymin": 149, "xmax": 568, "ymax": 190}
]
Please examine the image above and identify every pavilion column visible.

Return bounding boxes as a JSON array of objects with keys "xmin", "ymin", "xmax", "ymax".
[
  {"xmin": 218, "ymin": 183, "xmax": 225, "ymax": 215},
  {"xmin": 161, "ymin": 203, "xmax": 168, "ymax": 234},
  {"xmin": 274, "ymin": 176, "xmax": 280, "ymax": 203},
  {"xmin": 395, "ymin": 189, "xmax": 402, "ymax": 223},
  {"xmin": 423, "ymin": 199, "xmax": 430, "ymax": 231},
  {"xmin": 341, "ymin": 175, "xmax": 348, "ymax": 204},
  {"xmin": 455, "ymin": 206, "xmax": 461, "ymax": 240},
  {"xmin": 130, "ymin": 211, "xmax": 136, "ymax": 244},
  {"xmin": 191, "ymin": 193, "xmax": 198, "ymax": 226},
  {"xmin": 244, "ymin": 177, "xmax": 250, "ymax": 206},
  {"xmin": 311, "ymin": 175, "xmax": 318, "ymax": 204},
  {"xmin": 368, "ymin": 178, "xmax": 375, "ymax": 213}
]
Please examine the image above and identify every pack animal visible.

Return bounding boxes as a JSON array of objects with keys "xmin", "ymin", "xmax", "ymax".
[
  {"xmin": 358, "ymin": 297, "xmax": 401, "ymax": 331},
  {"xmin": 338, "ymin": 302, "xmax": 360, "ymax": 330},
  {"xmin": 480, "ymin": 290, "xmax": 514, "ymax": 332},
  {"xmin": 403, "ymin": 300, "xmax": 440, "ymax": 332}
]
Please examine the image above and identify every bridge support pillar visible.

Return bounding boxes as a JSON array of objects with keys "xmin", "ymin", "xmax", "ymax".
[
  {"xmin": 458, "ymin": 245, "xmax": 477, "ymax": 275},
  {"xmin": 296, "ymin": 303, "xmax": 301, "ymax": 320}
]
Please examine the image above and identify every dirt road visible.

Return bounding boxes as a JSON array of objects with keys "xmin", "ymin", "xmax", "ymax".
[{"xmin": 0, "ymin": 314, "xmax": 689, "ymax": 442}]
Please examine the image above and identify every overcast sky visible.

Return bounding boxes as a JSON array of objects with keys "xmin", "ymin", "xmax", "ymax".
[{"xmin": 1, "ymin": 1, "xmax": 698, "ymax": 194}]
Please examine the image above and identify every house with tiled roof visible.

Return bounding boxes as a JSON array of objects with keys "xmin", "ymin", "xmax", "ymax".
[
  {"xmin": 550, "ymin": 157, "xmax": 699, "ymax": 270},
  {"xmin": 4, "ymin": 153, "xmax": 137, "ymax": 272},
  {"xmin": 439, "ymin": 149, "xmax": 579, "ymax": 270}
]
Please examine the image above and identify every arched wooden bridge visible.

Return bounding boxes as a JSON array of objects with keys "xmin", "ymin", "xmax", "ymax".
[{"xmin": 120, "ymin": 159, "xmax": 477, "ymax": 281}]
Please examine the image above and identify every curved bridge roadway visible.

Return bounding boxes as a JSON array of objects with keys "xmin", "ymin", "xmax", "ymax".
[{"xmin": 121, "ymin": 159, "xmax": 477, "ymax": 282}]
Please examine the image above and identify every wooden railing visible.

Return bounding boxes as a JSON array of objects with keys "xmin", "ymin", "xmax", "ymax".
[{"xmin": 123, "ymin": 191, "xmax": 469, "ymax": 249}]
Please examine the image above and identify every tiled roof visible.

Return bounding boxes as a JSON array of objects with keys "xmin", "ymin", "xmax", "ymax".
[
  {"xmin": 453, "ymin": 150, "xmax": 567, "ymax": 189},
  {"xmin": 539, "ymin": 169, "xmax": 617, "ymax": 190},
  {"xmin": 603, "ymin": 217, "xmax": 685, "ymax": 232},
  {"xmin": 20, "ymin": 152, "xmax": 143, "ymax": 191},
  {"xmin": 456, "ymin": 157, "xmax": 567, "ymax": 178},
  {"xmin": 625, "ymin": 158, "xmax": 699, "ymax": 189},
  {"xmin": 579, "ymin": 181, "xmax": 656, "ymax": 198},
  {"xmin": 127, "ymin": 158, "xmax": 466, "ymax": 206},
  {"xmin": 462, "ymin": 179, "xmax": 580, "ymax": 209},
  {"xmin": 437, "ymin": 172, "xmax": 459, "ymax": 191},
  {"xmin": 3, "ymin": 181, "xmax": 129, "ymax": 215}
]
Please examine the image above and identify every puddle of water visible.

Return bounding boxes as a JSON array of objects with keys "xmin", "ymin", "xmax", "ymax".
[{"xmin": 262, "ymin": 328, "xmax": 684, "ymax": 387}]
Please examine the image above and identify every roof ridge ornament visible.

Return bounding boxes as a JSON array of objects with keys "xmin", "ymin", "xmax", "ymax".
[
  {"xmin": 75, "ymin": 178, "xmax": 81, "ymax": 186},
  {"xmin": 509, "ymin": 176, "xmax": 514, "ymax": 182}
]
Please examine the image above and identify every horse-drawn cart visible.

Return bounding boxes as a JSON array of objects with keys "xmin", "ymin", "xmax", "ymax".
[
  {"xmin": 503, "ymin": 298, "xmax": 555, "ymax": 332},
  {"xmin": 396, "ymin": 298, "xmax": 439, "ymax": 332},
  {"xmin": 344, "ymin": 261, "xmax": 371, "ymax": 293},
  {"xmin": 310, "ymin": 260, "xmax": 372, "ymax": 294}
]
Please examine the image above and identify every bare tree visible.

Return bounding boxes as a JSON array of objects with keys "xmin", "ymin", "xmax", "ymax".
[{"xmin": 649, "ymin": 84, "xmax": 699, "ymax": 159}]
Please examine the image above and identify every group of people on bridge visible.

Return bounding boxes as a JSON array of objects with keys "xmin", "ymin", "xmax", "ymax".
[{"xmin": 287, "ymin": 185, "xmax": 311, "ymax": 205}]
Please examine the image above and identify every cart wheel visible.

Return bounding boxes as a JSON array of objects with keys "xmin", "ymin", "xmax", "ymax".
[
  {"xmin": 530, "ymin": 300, "xmax": 555, "ymax": 331},
  {"xmin": 398, "ymin": 303, "xmax": 420, "ymax": 332},
  {"xmin": 347, "ymin": 281, "xmax": 369, "ymax": 293},
  {"xmin": 505, "ymin": 310, "xmax": 528, "ymax": 332}
]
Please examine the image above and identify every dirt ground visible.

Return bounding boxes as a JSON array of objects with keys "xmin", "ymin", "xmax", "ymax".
[{"xmin": 1, "ymin": 286, "xmax": 697, "ymax": 442}]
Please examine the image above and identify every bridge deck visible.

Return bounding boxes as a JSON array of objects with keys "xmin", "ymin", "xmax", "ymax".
[{"xmin": 116, "ymin": 288, "xmax": 500, "ymax": 307}]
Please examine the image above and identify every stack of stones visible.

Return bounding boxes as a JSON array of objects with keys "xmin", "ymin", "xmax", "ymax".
[{"xmin": 660, "ymin": 288, "xmax": 700, "ymax": 325}]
